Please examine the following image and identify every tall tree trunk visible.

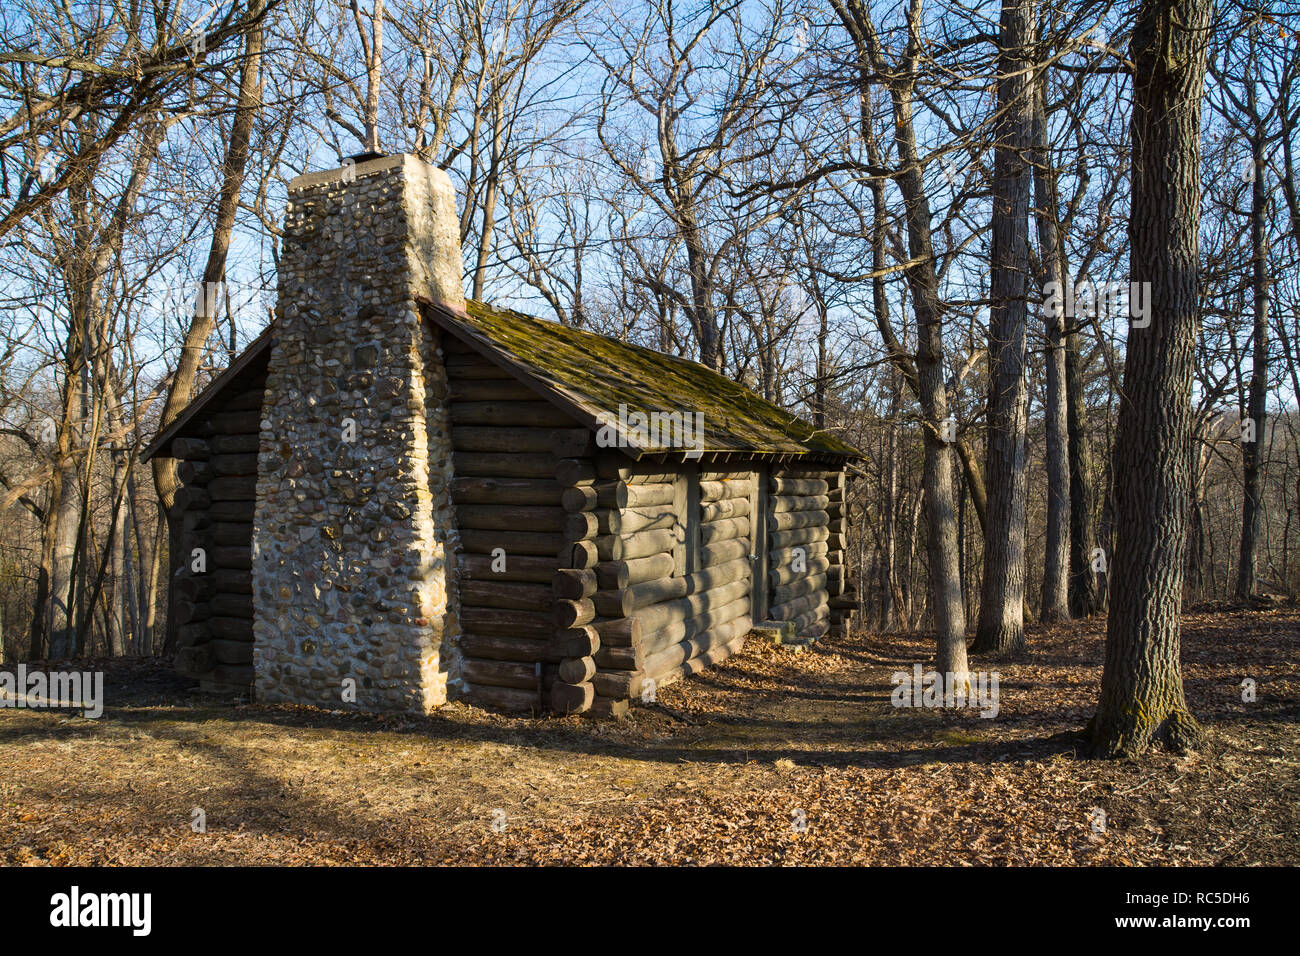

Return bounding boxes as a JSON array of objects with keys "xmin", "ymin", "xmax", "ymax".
[
  {"xmin": 953, "ymin": 439, "xmax": 988, "ymax": 533},
  {"xmin": 861, "ymin": 105, "xmax": 991, "ymax": 543},
  {"xmin": 103, "ymin": 372, "xmax": 133, "ymax": 656},
  {"xmin": 813, "ymin": 297, "xmax": 829, "ymax": 429},
  {"xmin": 1188, "ymin": 441, "xmax": 1209, "ymax": 598},
  {"xmin": 47, "ymin": 316, "xmax": 87, "ymax": 660},
  {"xmin": 141, "ymin": 509, "xmax": 164, "ymax": 656},
  {"xmin": 1236, "ymin": 78, "xmax": 1269, "ymax": 601},
  {"xmin": 684, "ymin": 222, "xmax": 721, "ymax": 372},
  {"xmin": 1066, "ymin": 319, "xmax": 1101, "ymax": 615},
  {"xmin": 1087, "ymin": 0, "xmax": 1212, "ymax": 757},
  {"xmin": 974, "ymin": 0, "xmax": 1034, "ymax": 656},
  {"xmin": 882, "ymin": 377, "xmax": 901, "ymax": 630},
  {"xmin": 150, "ymin": 11, "xmax": 263, "ymax": 655},
  {"xmin": 107, "ymin": 443, "xmax": 129, "ymax": 656},
  {"xmin": 839, "ymin": 0, "xmax": 967, "ymax": 677},
  {"xmin": 352, "ymin": 0, "xmax": 384, "ymax": 154},
  {"xmin": 1031, "ymin": 56, "xmax": 1071, "ymax": 623},
  {"xmin": 121, "ymin": 475, "xmax": 142, "ymax": 653},
  {"xmin": 47, "ymin": 447, "xmax": 82, "ymax": 659},
  {"xmin": 471, "ymin": 94, "xmax": 503, "ymax": 300},
  {"xmin": 893, "ymin": 92, "xmax": 968, "ymax": 680},
  {"xmin": 28, "ymin": 501, "xmax": 58, "ymax": 659}
]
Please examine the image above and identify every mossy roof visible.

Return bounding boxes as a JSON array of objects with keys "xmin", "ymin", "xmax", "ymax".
[{"xmin": 429, "ymin": 300, "xmax": 864, "ymax": 460}]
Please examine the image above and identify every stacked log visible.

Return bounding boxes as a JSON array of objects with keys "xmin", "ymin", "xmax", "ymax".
[
  {"xmin": 640, "ymin": 469, "xmax": 753, "ymax": 684},
  {"xmin": 445, "ymin": 341, "xmax": 576, "ymax": 712},
  {"xmin": 590, "ymin": 466, "xmax": 754, "ymax": 705},
  {"xmin": 171, "ymin": 373, "xmax": 264, "ymax": 688},
  {"xmin": 549, "ymin": 454, "xmax": 627, "ymax": 716},
  {"xmin": 173, "ymin": 432, "xmax": 213, "ymax": 677},
  {"xmin": 766, "ymin": 465, "xmax": 842, "ymax": 641},
  {"xmin": 561, "ymin": 456, "xmax": 670, "ymax": 716},
  {"xmin": 824, "ymin": 470, "xmax": 855, "ymax": 634}
]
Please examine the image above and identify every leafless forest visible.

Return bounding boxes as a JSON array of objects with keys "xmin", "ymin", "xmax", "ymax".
[{"xmin": 0, "ymin": 0, "xmax": 1296, "ymax": 760}]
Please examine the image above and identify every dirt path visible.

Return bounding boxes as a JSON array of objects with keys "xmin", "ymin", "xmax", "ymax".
[{"xmin": 1, "ymin": 607, "xmax": 1296, "ymax": 865}]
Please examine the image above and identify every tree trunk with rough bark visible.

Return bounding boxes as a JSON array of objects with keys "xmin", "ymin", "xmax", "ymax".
[
  {"xmin": 893, "ymin": 96, "xmax": 968, "ymax": 680},
  {"xmin": 974, "ymin": 0, "xmax": 1033, "ymax": 656},
  {"xmin": 1031, "ymin": 57, "xmax": 1071, "ymax": 623},
  {"xmin": 1066, "ymin": 322, "xmax": 1102, "ymax": 616},
  {"xmin": 837, "ymin": 0, "xmax": 967, "ymax": 679},
  {"xmin": 1236, "ymin": 78, "xmax": 1269, "ymax": 602},
  {"xmin": 1087, "ymin": 0, "xmax": 1212, "ymax": 758}
]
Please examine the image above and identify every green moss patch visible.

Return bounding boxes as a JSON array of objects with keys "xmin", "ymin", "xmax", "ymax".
[{"xmin": 451, "ymin": 300, "xmax": 863, "ymax": 459}]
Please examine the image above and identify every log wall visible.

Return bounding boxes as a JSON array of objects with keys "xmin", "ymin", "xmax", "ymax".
[
  {"xmin": 766, "ymin": 464, "xmax": 849, "ymax": 641},
  {"xmin": 170, "ymin": 369, "xmax": 265, "ymax": 690},
  {"xmin": 826, "ymin": 469, "xmax": 855, "ymax": 634},
  {"xmin": 549, "ymin": 450, "xmax": 605, "ymax": 716},
  {"xmin": 443, "ymin": 339, "xmax": 594, "ymax": 712},
  {"xmin": 583, "ymin": 456, "xmax": 755, "ymax": 713}
]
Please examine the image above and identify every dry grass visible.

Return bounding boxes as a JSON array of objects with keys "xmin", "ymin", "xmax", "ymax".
[{"xmin": 1, "ymin": 605, "xmax": 1296, "ymax": 865}]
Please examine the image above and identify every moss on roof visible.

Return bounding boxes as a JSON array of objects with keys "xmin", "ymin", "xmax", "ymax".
[{"xmin": 442, "ymin": 300, "xmax": 863, "ymax": 459}]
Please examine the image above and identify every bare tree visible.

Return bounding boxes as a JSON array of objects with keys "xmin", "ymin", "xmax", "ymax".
[
  {"xmin": 1206, "ymin": 14, "xmax": 1277, "ymax": 601},
  {"xmin": 151, "ymin": 2, "xmax": 265, "ymax": 654},
  {"xmin": 0, "ymin": 1, "xmax": 275, "ymax": 240},
  {"xmin": 832, "ymin": 0, "xmax": 967, "ymax": 680},
  {"xmin": 1031, "ymin": 14, "xmax": 1070, "ymax": 622},
  {"xmin": 587, "ymin": 0, "xmax": 807, "ymax": 373},
  {"xmin": 1088, "ymin": 0, "xmax": 1213, "ymax": 758},
  {"xmin": 973, "ymin": 0, "xmax": 1034, "ymax": 656}
]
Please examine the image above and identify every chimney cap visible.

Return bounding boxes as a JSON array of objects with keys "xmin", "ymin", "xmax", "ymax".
[{"xmin": 347, "ymin": 150, "xmax": 385, "ymax": 164}]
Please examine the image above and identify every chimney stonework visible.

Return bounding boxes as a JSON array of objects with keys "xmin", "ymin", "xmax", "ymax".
[{"xmin": 253, "ymin": 154, "xmax": 464, "ymax": 713}]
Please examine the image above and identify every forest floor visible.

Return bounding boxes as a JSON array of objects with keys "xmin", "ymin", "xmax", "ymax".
[{"xmin": 0, "ymin": 605, "xmax": 1296, "ymax": 866}]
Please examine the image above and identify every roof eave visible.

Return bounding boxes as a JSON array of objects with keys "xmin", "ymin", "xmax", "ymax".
[{"xmin": 142, "ymin": 327, "xmax": 275, "ymax": 462}]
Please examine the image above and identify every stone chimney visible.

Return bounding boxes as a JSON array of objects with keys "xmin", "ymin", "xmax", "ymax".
[{"xmin": 253, "ymin": 155, "xmax": 464, "ymax": 713}]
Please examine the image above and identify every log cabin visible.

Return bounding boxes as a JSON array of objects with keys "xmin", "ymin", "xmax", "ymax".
[{"xmin": 144, "ymin": 153, "xmax": 865, "ymax": 718}]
